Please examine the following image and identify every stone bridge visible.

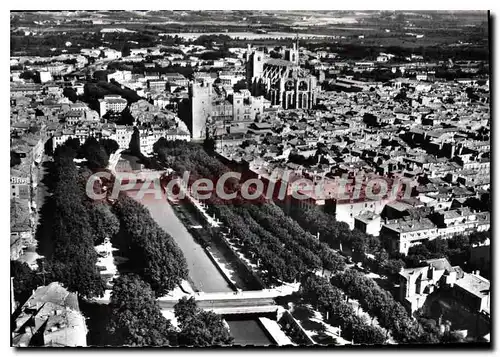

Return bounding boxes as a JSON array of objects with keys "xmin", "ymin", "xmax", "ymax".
[
  {"xmin": 96, "ymin": 287, "xmax": 297, "ymax": 316},
  {"xmin": 157, "ymin": 289, "xmax": 289, "ymax": 315}
]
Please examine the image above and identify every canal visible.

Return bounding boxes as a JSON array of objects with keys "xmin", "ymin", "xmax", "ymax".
[
  {"xmin": 118, "ymin": 157, "xmax": 276, "ymax": 346},
  {"xmin": 132, "ymin": 190, "xmax": 233, "ymax": 293},
  {"xmin": 225, "ymin": 319, "xmax": 274, "ymax": 346}
]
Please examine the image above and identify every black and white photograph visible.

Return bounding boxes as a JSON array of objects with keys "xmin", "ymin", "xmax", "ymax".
[{"xmin": 8, "ymin": 7, "xmax": 492, "ymax": 349}]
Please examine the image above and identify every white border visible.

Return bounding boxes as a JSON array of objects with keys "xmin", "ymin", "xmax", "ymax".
[{"xmin": 2, "ymin": 3, "xmax": 498, "ymax": 357}]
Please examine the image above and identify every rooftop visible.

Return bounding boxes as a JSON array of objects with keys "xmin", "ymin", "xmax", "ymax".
[
  {"xmin": 425, "ymin": 258, "xmax": 454, "ymax": 272},
  {"xmin": 441, "ymin": 207, "xmax": 473, "ymax": 219},
  {"xmin": 383, "ymin": 217, "xmax": 436, "ymax": 233},
  {"xmin": 355, "ymin": 212, "xmax": 381, "ymax": 224},
  {"xmin": 455, "ymin": 273, "xmax": 490, "ymax": 298},
  {"xmin": 22, "ymin": 282, "xmax": 79, "ymax": 312},
  {"xmin": 265, "ymin": 58, "xmax": 295, "ymax": 67}
]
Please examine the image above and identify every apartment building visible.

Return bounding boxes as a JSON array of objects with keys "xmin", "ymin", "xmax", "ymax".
[{"xmin": 98, "ymin": 95, "xmax": 128, "ymax": 116}]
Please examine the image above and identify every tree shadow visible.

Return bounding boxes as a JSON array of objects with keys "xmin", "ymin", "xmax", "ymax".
[
  {"xmin": 40, "ymin": 160, "xmax": 55, "ymax": 194},
  {"xmin": 275, "ymin": 292, "xmax": 301, "ymax": 308},
  {"xmin": 34, "ymin": 195, "xmax": 56, "ymax": 259},
  {"xmin": 300, "ymin": 319, "xmax": 325, "ymax": 332},
  {"xmin": 373, "ymin": 277, "xmax": 399, "ymax": 299},
  {"xmin": 79, "ymin": 298, "xmax": 112, "ymax": 347},
  {"xmin": 292, "ymin": 305, "xmax": 315, "ymax": 321},
  {"xmin": 311, "ymin": 331, "xmax": 338, "ymax": 345}
]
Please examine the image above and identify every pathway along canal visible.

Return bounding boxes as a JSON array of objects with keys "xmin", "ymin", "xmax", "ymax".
[{"xmin": 119, "ymin": 158, "xmax": 275, "ymax": 346}]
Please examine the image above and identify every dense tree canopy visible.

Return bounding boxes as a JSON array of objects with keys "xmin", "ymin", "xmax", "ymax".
[
  {"xmin": 100, "ymin": 138, "xmax": 120, "ymax": 156},
  {"xmin": 112, "ymin": 195, "xmax": 188, "ymax": 295},
  {"xmin": 80, "ymin": 136, "xmax": 110, "ymax": 170},
  {"xmin": 86, "ymin": 202, "xmax": 120, "ymax": 245},
  {"xmin": 152, "ymin": 140, "xmax": 345, "ymax": 286},
  {"xmin": 300, "ymin": 274, "xmax": 387, "ymax": 345},
  {"xmin": 10, "ymin": 151, "xmax": 21, "ymax": 167},
  {"xmin": 34, "ymin": 142, "xmax": 106, "ymax": 298},
  {"xmin": 329, "ymin": 269, "xmax": 446, "ymax": 344},
  {"xmin": 233, "ymin": 79, "xmax": 247, "ymax": 92},
  {"xmin": 174, "ymin": 297, "xmax": 233, "ymax": 346},
  {"xmin": 62, "ymin": 87, "xmax": 78, "ymax": 103},
  {"xmin": 404, "ymin": 232, "xmax": 490, "ymax": 271},
  {"xmin": 11, "ymin": 261, "xmax": 43, "ymax": 305},
  {"xmin": 107, "ymin": 274, "xmax": 175, "ymax": 346}
]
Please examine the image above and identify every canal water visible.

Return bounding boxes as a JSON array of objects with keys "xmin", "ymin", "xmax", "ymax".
[
  {"xmin": 118, "ymin": 157, "xmax": 276, "ymax": 346},
  {"xmin": 133, "ymin": 190, "xmax": 233, "ymax": 293},
  {"xmin": 225, "ymin": 319, "xmax": 274, "ymax": 346}
]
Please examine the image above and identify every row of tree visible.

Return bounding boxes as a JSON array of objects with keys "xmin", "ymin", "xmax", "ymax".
[
  {"xmin": 106, "ymin": 274, "xmax": 233, "ymax": 346},
  {"xmin": 151, "ymin": 140, "xmax": 470, "ymax": 343},
  {"xmin": 330, "ymin": 269, "xmax": 463, "ymax": 343},
  {"xmin": 300, "ymin": 274, "xmax": 387, "ymax": 345},
  {"xmin": 404, "ymin": 231, "xmax": 490, "ymax": 268},
  {"xmin": 152, "ymin": 140, "xmax": 345, "ymax": 285},
  {"xmin": 292, "ymin": 206, "xmax": 405, "ymax": 275},
  {"xmin": 45, "ymin": 136, "xmax": 118, "ymax": 166},
  {"xmin": 111, "ymin": 194, "xmax": 188, "ymax": 296},
  {"xmin": 291, "ymin": 195, "xmax": 491, "ymax": 279},
  {"xmin": 13, "ymin": 137, "xmax": 123, "ymax": 304},
  {"xmin": 35, "ymin": 142, "xmax": 110, "ymax": 298},
  {"xmin": 331, "ymin": 269, "xmax": 416, "ymax": 342},
  {"xmin": 212, "ymin": 203, "xmax": 345, "ymax": 284}
]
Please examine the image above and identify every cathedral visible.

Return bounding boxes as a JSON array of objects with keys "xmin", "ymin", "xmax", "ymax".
[{"xmin": 246, "ymin": 40, "xmax": 319, "ymax": 110}]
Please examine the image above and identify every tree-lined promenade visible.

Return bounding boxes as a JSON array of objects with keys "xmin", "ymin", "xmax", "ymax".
[
  {"xmin": 12, "ymin": 138, "xmax": 234, "ymax": 347},
  {"xmin": 153, "ymin": 140, "xmax": 346, "ymax": 286},
  {"xmin": 151, "ymin": 140, "xmax": 469, "ymax": 345}
]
